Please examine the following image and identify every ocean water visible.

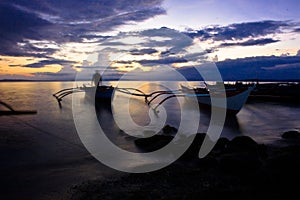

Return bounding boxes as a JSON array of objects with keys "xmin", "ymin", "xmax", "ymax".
[
  {"xmin": 1, "ymin": 81, "xmax": 300, "ymax": 148},
  {"xmin": 1, "ymin": 81, "xmax": 300, "ymax": 198}
]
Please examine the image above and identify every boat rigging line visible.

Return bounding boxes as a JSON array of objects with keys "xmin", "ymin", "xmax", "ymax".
[
  {"xmin": 1, "ymin": 100, "xmax": 84, "ymax": 149},
  {"xmin": 0, "ymin": 100, "xmax": 37, "ymax": 115},
  {"xmin": 8, "ymin": 115, "xmax": 86, "ymax": 150}
]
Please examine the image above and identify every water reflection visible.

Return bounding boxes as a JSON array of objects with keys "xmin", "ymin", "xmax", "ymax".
[
  {"xmin": 1, "ymin": 81, "xmax": 299, "ymax": 146},
  {"xmin": 181, "ymin": 100, "xmax": 242, "ymax": 139},
  {"xmin": 91, "ymin": 99, "xmax": 142, "ymax": 153},
  {"xmin": 92, "ymin": 84, "xmax": 243, "ymax": 154}
]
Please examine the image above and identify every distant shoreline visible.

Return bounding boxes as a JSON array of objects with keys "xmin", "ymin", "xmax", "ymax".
[{"xmin": 1, "ymin": 79, "xmax": 300, "ymax": 83}]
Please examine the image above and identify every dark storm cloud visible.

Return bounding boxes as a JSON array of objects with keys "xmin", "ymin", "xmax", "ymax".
[
  {"xmin": 0, "ymin": 4, "xmax": 52, "ymax": 56},
  {"xmin": 219, "ymin": 38, "xmax": 280, "ymax": 47},
  {"xmin": 8, "ymin": 0, "xmax": 165, "ymax": 22},
  {"xmin": 185, "ymin": 20, "xmax": 291, "ymax": 41},
  {"xmin": 0, "ymin": 0, "xmax": 166, "ymax": 57}
]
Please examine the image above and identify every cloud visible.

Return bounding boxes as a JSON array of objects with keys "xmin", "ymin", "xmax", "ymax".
[
  {"xmin": 112, "ymin": 57, "xmax": 188, "ymax": 67},
  {"xmin": 0, "ymin": 0, "xmax": 166, "ymax": 57},
  {"xmin": 139, "ymin": 57, "xmax": 188, "ymax": 66},
  {"xmin": 262, "ymin": 62, "xmax": 300, "ymax": 70},
  {"xmin": 93, "ymin": 27, "xmax": 197, "ymax": 67},
  {"xmin": 219, "ymin": 38, "xmax": 280, "ymax": 47},
  {"xmin": 115, "ymin": 66, "xmax": 186, "ymax": 81},
  {"xmin": 134, "ymin": 27, "xmax": 193, "ymax": 55},
  {"xmin": 294, "ymin": 28, "xmax": 300, "ymax": 32},
  {"xmin": 130, "ymin": 48, "xmax": 158, "ymax": 55},
  {"xmin": 8, "ymin": 59, "xmax": 76, "ymax": 68},
  {"xmin": 10, "ymin": 0, "xmax": 165, "ymax": 23},
  {"xmin": 185, "ymin": 20, "xmax": 292, "ymax": 41},
  {"xmin": 32, "ymin": 66, "xmax": 77, "ymax": 80},
  {"xmin": 177, "ymin": 55, "xmax": 300, "ymax": 81},
  {"xmin": 71, "ymin": 27, "xmax": 204, "ymax": 80},
  {"xmin": 0, "ymin": 4, "xmax": 52, "ymax": 56}
]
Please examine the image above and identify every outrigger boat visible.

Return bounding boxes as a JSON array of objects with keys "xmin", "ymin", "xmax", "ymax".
[
  {"xmin": 180, "ymin": 83, "xmax": 255, "ymax": 115},
  {"xmin": 53, "ymin": 85, "xmax": 115, "ymax": 106},
  {"xmin": 53, "ymin": 82, "xmax": 254, "ymax": 115},
  {"xmin": 82, "ymin": 85, "xmax": 114, "ymax": 101},
  {"xmin": 53, "ymin": 84, "xmax": 149, "ymax": 107}
]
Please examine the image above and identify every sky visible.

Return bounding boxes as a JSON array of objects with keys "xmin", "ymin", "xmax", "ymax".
[{"xmin": 0, "ymin": 0, "xmax": 300, "ymax": 80}]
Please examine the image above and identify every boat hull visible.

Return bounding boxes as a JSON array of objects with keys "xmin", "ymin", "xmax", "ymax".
[
  {"xmin": 82, "ymin": 86, "xmax": 114, "ymax": 102},
  {"xmin": 182, "ymin": 85, "xmax": 254, "ymax": 115}
]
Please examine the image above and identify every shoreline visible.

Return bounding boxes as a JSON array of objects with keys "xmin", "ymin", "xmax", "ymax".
[
  {"xmin": 1, "ymin": 120, "xmax": 300, "ymax": 199},
  {"xmin": 1, "ymin": 80, "xmax": 299, "ymax": 199},
  {"xmin": 66, "ymin": 132, "xmax": 300, "ymax": 200}
]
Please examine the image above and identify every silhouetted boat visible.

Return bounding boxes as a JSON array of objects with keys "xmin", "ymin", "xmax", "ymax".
[
  {"xmin": 53, "ymin": 85, "xmax": 115, "ymax": 105},
  {"xmin": 81, "ymin": 85, "xmax": 114, "ymax": 101},
  {"xmin": 181, "ymin": 84, "xmax": 255, "ymax": 115}
]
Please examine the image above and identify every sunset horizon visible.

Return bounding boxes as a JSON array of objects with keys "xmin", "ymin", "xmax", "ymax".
[{"xmin": 1, "ymin": 0, "xmax": 300, "ymax": 81}]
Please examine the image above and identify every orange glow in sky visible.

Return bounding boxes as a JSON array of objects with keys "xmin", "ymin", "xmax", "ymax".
[
  {"xmin": 0, "ymin": 56, "xmax": 62, "ymax": 77},
  {"xmin": 0, "ymin": 0, "xmax": 299, "ymax": 80}
]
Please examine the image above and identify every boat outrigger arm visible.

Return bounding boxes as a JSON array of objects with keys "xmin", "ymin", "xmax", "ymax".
[
  {"xmin": 53, "ymin": 86, "xmax": 148, "ymax": 104},
  {"xmin": 52, "ymin": 85, "xmax": 230, "ymax": 111},
  {"xmin": 116, "ymin": 87, "xmax": 181, "ymax": 104},
  {"xmin": 52, "ymin": 85, "xmax": 182, "ymax": 110},
  {"xmin": 53, "ymin": 87, "xmax": 84, "ymax": 103},
  {"xmin": 0, "ymin": 101, "xmax": 37, "ymax": 115},
  {"xmin": 53, "ymin": 83, "xmax": 254, "ymax": 115}
]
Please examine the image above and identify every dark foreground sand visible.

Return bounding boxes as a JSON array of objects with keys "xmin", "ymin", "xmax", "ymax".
[{"xmin": 67, "ymin": 133, "xmax": 300, "ymax": 200}]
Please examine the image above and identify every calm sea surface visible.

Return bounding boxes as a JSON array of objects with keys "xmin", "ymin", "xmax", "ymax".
[
  {"xmin": 1, "ymin": 81, "xmax": 300, "ymax": 198},
  {"xmin": 1, "ymin": 81, "xmax": 300, "ymax": 147}
]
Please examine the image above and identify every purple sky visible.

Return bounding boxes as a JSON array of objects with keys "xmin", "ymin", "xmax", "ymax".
[{"xmin": 0, "ymin": 0, "xmax": 299, "ymax": 80}]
